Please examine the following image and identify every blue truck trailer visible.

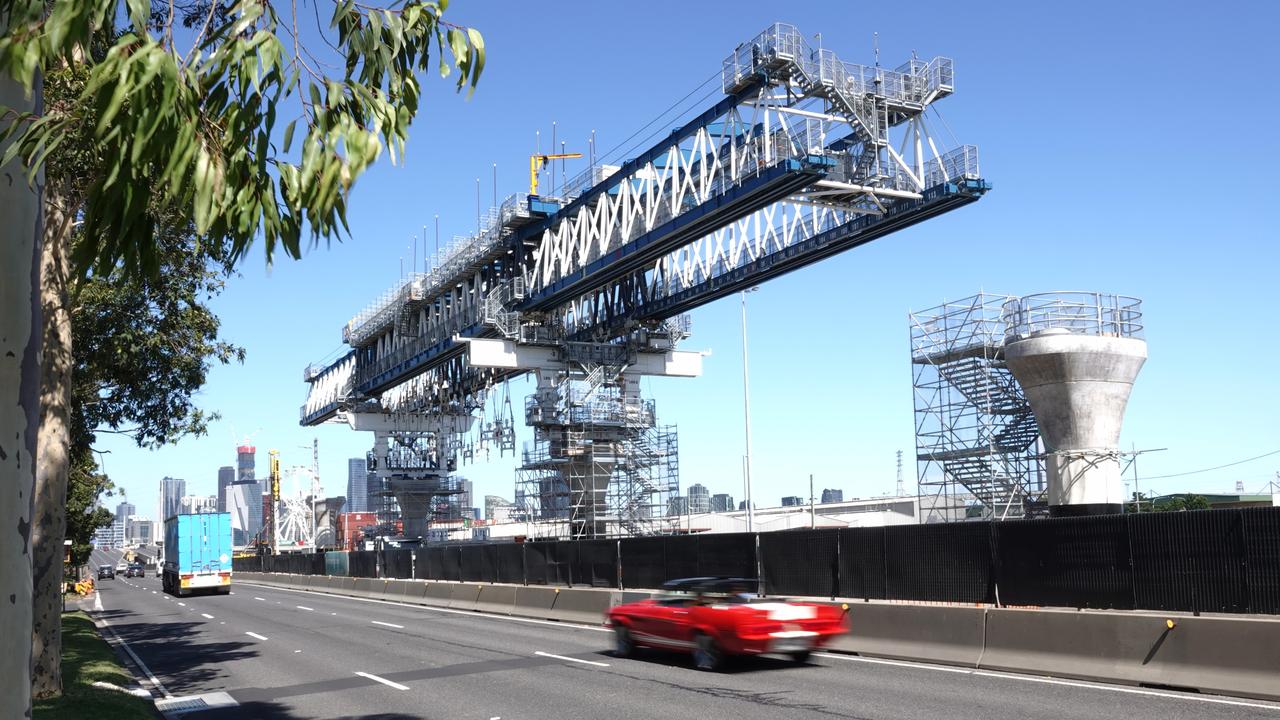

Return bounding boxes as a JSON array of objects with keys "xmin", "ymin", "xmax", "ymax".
[{"xmin": 163, "ymin": 512, "xmax": 233, "ymax": 597}]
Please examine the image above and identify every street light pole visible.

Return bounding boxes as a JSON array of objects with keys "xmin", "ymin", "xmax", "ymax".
[{"xmin": 741, "ymin": 288, "xmax": 758, "ymax": 532}]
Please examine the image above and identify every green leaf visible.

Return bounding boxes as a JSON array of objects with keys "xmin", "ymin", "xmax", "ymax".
[
  {"xmin": 125, "ymin": 0, "xmax": 149, "ymax": 34},
  {"xmin": 280, "ymin": 118, "xmax": 296, "ymax": 153},
  {"xmin": 466, "ymin": 28, "xmax": 485, "ymax": 92}
]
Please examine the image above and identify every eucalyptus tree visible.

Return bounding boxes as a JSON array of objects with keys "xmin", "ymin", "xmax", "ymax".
[{"xmin": 0, "ymin": 0, "xmax": 483, "ymax": 708}]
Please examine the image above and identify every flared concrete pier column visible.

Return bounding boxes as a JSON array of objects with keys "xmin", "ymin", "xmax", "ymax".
[
  {"xmin": 389, "ymin": 479, "xmax": 433, "ymax": 538},
  {"xmin": 1005, "ymin": 328, "xmax": 1146, "ymax": 516}
]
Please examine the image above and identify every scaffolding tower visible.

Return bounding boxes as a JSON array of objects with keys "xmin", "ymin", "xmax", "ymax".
[
  {"xmin": 910, "ymin": 293, "xmax": 1046, "ymax": 521},
  {"xmin": 367, "ymin": 434, "xmax": 462, "ymax": 537},
  {"xmin": 515, "ymin": 380, "xmax": 680, "ymax": 539}
]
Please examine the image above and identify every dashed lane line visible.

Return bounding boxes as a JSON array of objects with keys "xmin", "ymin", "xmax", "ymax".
[
  {"xmin": 245, "ymin": 632, "xmax": 269, "ymax": 641},
  {"xmin": 371, "ymin": 621, "xmax": 404, "ymax": 629},
  {"xmin": 237, "ymin": 582, "xmax": 610, "ymax": 634},
  {"xmin": 534, "ymin": 651, "xmax": 609, "ymax": 667},
  {"xmin": 296, "ymin": 606, "xmax": 314, "ymax": 611},
  {"xmin": 201, "ymin": 613, "xmax": 215, "ymax": 619},
  {"xmin": 354, "ymin": 672, "xmax": 409, "ymax": 691}
]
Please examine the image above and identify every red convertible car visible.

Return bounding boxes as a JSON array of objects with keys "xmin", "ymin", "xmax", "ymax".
[{"xmin": 605, "ymin": 577, "xmax": 848, "ymax": 671}]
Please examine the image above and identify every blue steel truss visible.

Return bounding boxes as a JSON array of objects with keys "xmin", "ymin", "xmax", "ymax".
[{"xmin": 301, "ymin": 22, "xmax": 989, "ymax": 428}]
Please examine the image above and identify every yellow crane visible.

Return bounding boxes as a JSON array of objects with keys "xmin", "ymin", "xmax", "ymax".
[{"xmin": 529, "ymin": 152, "xmax": 582, "ymax": 195}]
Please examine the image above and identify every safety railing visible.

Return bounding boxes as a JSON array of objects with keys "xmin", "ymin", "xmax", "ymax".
[
  {"xmin": 923, "ymin": 145, "xmax": 980, "ymax": 187},
  {"xmin": 1002, "ymin": 292, "xmax": 1144, "ymax": 340}
]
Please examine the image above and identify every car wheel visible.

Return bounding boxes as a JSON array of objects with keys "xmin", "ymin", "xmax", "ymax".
[
  {"xmin": 790, "ymin": 650, "xmax": 811, "ymax": 664},
  {"xmin": 614, "ymin": 626, "xmax": 635, "ymax": 658},
  {"xmin": 693, "ymin": 632, "xmax": 724, "ymax": 672}
]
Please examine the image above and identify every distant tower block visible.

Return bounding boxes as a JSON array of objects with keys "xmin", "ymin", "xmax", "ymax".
[{"xmin": 1002, "ymin": 293, "xmax": 1146, "ymax": 517}]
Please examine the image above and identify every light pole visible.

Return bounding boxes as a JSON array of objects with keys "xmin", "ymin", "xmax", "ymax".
[{"xmin": 741, "ymin": 287, "xmax": 759, "ymax": 532}]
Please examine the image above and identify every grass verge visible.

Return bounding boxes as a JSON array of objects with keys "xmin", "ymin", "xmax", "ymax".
[{"xmin": 34, "ymin": 610, "xmax": 156, "ymax": 719}]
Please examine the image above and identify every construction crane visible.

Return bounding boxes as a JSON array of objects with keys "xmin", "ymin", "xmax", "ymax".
[{"xmin": 529, "ymin": 152, "xmax": 582, "ymax": 195}]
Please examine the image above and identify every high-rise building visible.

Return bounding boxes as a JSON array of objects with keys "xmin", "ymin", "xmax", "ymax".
[
  {"xmin": 112, "ymin": 501, "xmax": 135, "ymax": 547},
  {"xmin": 458, "ymin": 479, "xmax": 474, "ymax": 519},
  {"xmin": 233, "ymin": 445, "xmax": 262, "ymax": 542},
  {"xmin": 179, "ymin": 495, "xmax": 218, "ymax": 514},
  {"xmin": 217, "ymin": 466, "xmax": 235, "ymax": 512},
  {"xmin": 738, "ymin": 500, "xmax": 756, "ymax": 511},
  {"xmin": 781, "ymin": 496, "xmax": 803, "ymax": 507},
  {"xmin": 711, "ymin": 493, "xmax": 734, "ymax": 513},
  {"xmin": 126, "ymin": 516, "xmax": 155, "ymax": 545},
  {"xmin": 228, "ymin": 481, "xmax": 262, "ymax": 546},
  {"xmin": 667, "ymin": 496, "xmax": 689, "ymax": 516},
  {"xmin": 688, "ymin": 484, "xmax": 711, "ymax": 514},
  {"xmin": 160, "ymin": 477, "xmax": 186, "ymax": 520},
  {"xmin": 236, "ymin": 445, "xmax": 256, "ymax": 483},
  {"xmin": 821, "ymin": 488, "xmax": 844, "ymax": 504},
  {"xmin": 346, "ymin": 457, "xmax": 368, "ymax": 513}
]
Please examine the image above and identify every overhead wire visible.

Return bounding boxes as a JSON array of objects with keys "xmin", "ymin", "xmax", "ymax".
[
  {"xmin": 1140, "ymin": 449, "xmax": 1280, "ymax": 481},
  {"xmin": 594, "ymin": 68, "xmax": 724, "ymax": 168}
]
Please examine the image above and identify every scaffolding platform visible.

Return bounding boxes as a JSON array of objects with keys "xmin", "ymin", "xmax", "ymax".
[{"xmin": 910, "ymin": 293, "xmax": 1046, "ymax": 521}]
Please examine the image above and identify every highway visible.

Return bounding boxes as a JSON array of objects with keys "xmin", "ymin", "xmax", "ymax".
[{"xmin": 85, "ymin": 549, "xmax": 1280, "ymax": 720}]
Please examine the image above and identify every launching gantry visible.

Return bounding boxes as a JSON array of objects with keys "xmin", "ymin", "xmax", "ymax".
[{"xmin": 300, "ymin": 22, "xmax": 989, "ymax": 539}]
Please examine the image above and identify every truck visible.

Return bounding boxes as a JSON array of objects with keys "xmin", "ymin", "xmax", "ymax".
[{"xmin": 163, "ymin": 512, "xmax": 233, "ymax": 597}]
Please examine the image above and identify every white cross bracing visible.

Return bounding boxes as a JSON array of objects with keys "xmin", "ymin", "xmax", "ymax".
[{"xmin": 300, "ymin": 22, "xmax": 984, "ymax": 483}]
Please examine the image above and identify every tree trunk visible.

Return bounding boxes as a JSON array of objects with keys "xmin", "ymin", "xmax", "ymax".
[
  {"xmin": 30, "ymin": 180, "xmax": 75, "ymax": 700},
  {"xmin": 0, "ymin": 71, "xmax": 42, "ymax": 720}
]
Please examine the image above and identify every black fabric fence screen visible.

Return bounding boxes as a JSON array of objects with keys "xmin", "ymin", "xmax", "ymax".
[
  {"xmin": 382, "ymin": 548, "xmax": 413, "ymax": 579},
  {"xmin": 244, "ymin": 508, "xmax": 1280, "ymax": 614},
  {"xmin": 348, "ymin": 550, "xmax": 378, "ymax": 578}
]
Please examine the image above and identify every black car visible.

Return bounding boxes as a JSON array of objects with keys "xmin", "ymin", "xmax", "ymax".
[
  {"xmin": 125, "ymin": 564, "xmax": 145, "ymax": 578},
  {"xmin": 97, "ymin": 565, "xmax": 115, "ymax": 580}
]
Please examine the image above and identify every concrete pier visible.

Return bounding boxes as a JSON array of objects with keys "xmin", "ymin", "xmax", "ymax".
[{"xmin": 1005, "ymin": 328, "xmax": 1146, "ymax": 516}]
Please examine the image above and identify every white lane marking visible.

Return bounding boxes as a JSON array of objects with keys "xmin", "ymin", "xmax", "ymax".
[
  {"xmin": 177, "ymin": 602, "xmax": 186, "ymax": 606},
  {"xmin": 201, "ymin": 613, "xmax": 214, "ymax": 619},
  {"xmin": 237, "ymin": 582, "xmax": 609, "ymax": 634},
  {"xmin": 294, "ymin": 650, "xmax": 302, "ymax": 653},
  {"xmin": 371, "ymin": 621, "xmax": 404, "ymax": 629},
  {"xmin": 245, "ymin": 632, "xmax": 269, "ymax": 641},
  {"xmin": 254, "ymin": 597, "xmax": 266, "ymax": 601},
  {"xmin": 93, "ymin": 611, "xmax": 174, "ymax": 699},
  {"xmin": 296, "ymin": 606, "xmax": 314, "ymax": 611},
  {"xmin": 93, "ymin": 593, "xmax": 103, "ymax": 612},
  {"xmin": 534, "ymin": 651, "xmax": 609, "ymax": 667},
  {"xmin": 355, "ymin": 671, "xmax": 409, "ymax": 691},
  {"xmin": 812, "ymin": 654, "xmax": 1280, "ymax": 711},
  {"xmin": 219, "ymin": 622, "xmax": 225, "ymax": 625},
  {"xmin": 229, "ymin": 592, "xmax": 235, "ymax": 595},
  {"xmin": 151, "ymin": 591, "xmax": 157, "ymax": 594}
]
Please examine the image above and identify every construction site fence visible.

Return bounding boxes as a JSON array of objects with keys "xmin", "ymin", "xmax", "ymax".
[{"xmin": 232, "ymin": 507, "xmax": 1280, "ymax": 614}]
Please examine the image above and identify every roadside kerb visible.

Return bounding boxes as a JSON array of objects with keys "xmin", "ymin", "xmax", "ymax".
[
  {"xmin": 547, "ymin": 587, "xmax": 614, "ymax": 625},
  {"xmin": 381, "ymin": 579, "xmax": 414, "ymax": 603},
  {"xmin": 511, "ymin": 586, "xmax": 559, "ymax": 620},
  {"xmin": 474, "ymin": 584, "xmax": 517, "ymax": 616},
  {"xmin": 449, "ymin": 583, "xmax": 482, "ymax": 611},
  {"xmin": 423, "ymin": 581, "xmax": 453, "ymax": 607},
  {"xmin": 829, "ymin": 603, "xmax": 986, "ymax": 667},
  {"xmin": 400, "ymin": 579, "xmax": 429, "ymax": 604},
  {"xmin": 981, "ymin": 607, "xmax": 1280, "ymax": 702}
]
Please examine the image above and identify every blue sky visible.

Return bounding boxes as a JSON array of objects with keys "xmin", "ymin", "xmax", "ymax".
[{"xmin": 96, "ymin": 0, "xmax": 1280, "ymax": 520}]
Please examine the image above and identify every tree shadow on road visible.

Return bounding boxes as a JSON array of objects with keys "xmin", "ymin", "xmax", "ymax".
[
  {"xmin": 90, "ymin": 602, "xmax": 259, "ymax": 692},
  {"xmin": 191, "ymin": 703, "xmax": 425, "ymax": 719}
]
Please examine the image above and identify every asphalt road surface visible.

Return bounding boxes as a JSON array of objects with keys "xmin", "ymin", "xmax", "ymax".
[{"xmin": 87, "ymin": 549, "xmax": 1280, "ymax": 720}]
